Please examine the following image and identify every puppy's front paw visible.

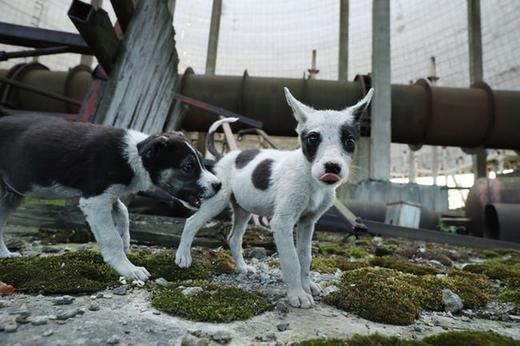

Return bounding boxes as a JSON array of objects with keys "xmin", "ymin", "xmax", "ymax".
[
  {"xmin": 175, "ymin": 249, "xmax": 192, "ymax": 268},
  {"xmin": 236, "ymin": 264, "xmax": 256, "ymax": 275},
  {"xmin": 0, "ymin": 250, "xmax": 21, "ymax": 258},
  {"xmin": 303, "ymin": 281, "xmax": 322, "ymax": 296},
  {"xmin": 287, "ymin": 289, "xmax": 315, "ymax": 309},
  {"xmin": 117, "ymin": 263, "xmax": 150, "ymax": 282}
]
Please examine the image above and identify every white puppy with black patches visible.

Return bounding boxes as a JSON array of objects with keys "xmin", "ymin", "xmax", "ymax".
[{"xmin": 175, "ymin": 88, "xmax": 374, "ymax": 308}]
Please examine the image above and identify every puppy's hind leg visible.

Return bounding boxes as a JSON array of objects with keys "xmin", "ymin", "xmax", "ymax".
[
  {"xmin": 0, "ymin": 185, "xmax": 22, "ymax": 258},
  {"xmin": 175, "ymin": 192, "xmax": 230, "ymax": 268},
  {"xmin": 228, "ymin": 202, "xmax": 253, "ymax": 274},
  {"xmin": 112, "ymin": 199, "xmax": 130, "ymax": 254},
  {"xmin": 79, "ymin": 194, "xmax": 150, "ymax": 282}
]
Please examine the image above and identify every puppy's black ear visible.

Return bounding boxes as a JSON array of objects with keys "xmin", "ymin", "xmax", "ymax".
[
  {"xmin": 348, "ymin": 88, "xmax": 374, "ymax": 121},
  {"xmin": 137, "ymin": 135, "xmax": 168, "ymax": 161}
]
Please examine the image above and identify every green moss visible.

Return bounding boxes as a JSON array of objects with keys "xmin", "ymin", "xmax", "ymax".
[
  {"xmin": 422, "ymin": 331, "xmax": 520, "ymax": 346},
  {"xmin": 325, "ymin": 268, "xmax": 420, "ymax": 325},
  {"xmin": 498, "ymin": 288, "xmax": 520, "ymax": 306},
  {"xmin": 0, "ymin": 251, "xmax": 118, "ymax": 294},
  {"xmin": 37, "ymin": 227, "xmax": 94, "ymax": 244},
  {"xmin": 152, "ymin": 283, "xmax": 270, "ymax": 322},
  {"xmin": 311, "ymin": 257, "xmax": 368, "ymax": 274},
  {"xmin": 129, "ymin": 249, "xmax": 235, "ymax": 282},
  {"xmin": 369, "ymin": 256, "xmax": 441, "ymax": 275},
  {"xmin": 21, "ymin": 197, "xmax": 65, "ymax": 206},
  {"xmin": 444, "ymin": 271, "xmax": 491, "ymax": 308},
  {"xmin": 374, "ymin": 245, "xmax": 397, "ymax": 257},
  {"xmin": 319, "ymin": 243, "xmax": 371, "ymax": 258},
  {"xmin": 463, "ymin": 259, "xmax": 520, "ymax": 286},
  {"xmin": 298, "ymin": 332, "xmax": 519, "ymax": 346},
  {"xmin": 298, "ymin": 339, "xmax": 347, "ymax": 346}
]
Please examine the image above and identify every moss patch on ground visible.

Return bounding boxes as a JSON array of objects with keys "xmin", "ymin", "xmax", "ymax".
[
  {"xmin": 422, "ymin": 331, "xmax": 520, "ymax": 346},
  {"xmin": 311, "ymin": 256, "xmax": 368, "ymax": 274},
  {"xmin": 463, "ymin": 259, "xmax": 520, "ymax": 287},
  {"xmin": 498, "ymin": 288, "xmax": 520, "ymax": 307},
  {"xmin": 129, "ymin": 248, "xmax": 235, "ymax": 282},
  {"xmin": 325, "ymin": 267, "xmax": 491, "ymax": 325},
  {"xmin": 36, "ymin": 227, "xmax": 95, "ymax": 244},
  {"xmin": 369, "ymin": 256, "xmax": 442, "ymax": 275},
  {"xmin": 0, "ymin": 251, "xmax": 118, "ymax": 294},
  {"xmin": 325, "ymin": 268, "xmax": 421, "ymax": 325},
  {"xmin": 152, "ymin": 283, "xmax": 270, "ymax": 322},
  {"xmin": 298, "ymin": 331, "xmax": 520, "ymax": 346},
  {"xmin": 318, "ymin": 243, "xmax": 371, "ymax": 258}
]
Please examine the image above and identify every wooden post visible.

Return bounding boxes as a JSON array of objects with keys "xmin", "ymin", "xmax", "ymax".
[{"xmin": 96, "ymin": 0, "xmax": 180, "ymax": 134}]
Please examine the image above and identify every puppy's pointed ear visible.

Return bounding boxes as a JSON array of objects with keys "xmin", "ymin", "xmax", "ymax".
[
  {"xmin": 347, "ymin": 88, "xmax": 374, "ymax": 121},
  {"xmin": 137, "ymin": 135, "xmax": 168, "ymax": 161},
  {"xmin": 284, "ymin": 87, "xmax": 314, "ymax": 124}
]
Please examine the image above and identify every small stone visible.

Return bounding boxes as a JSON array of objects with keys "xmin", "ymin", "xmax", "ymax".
[
  {"xmin": 12, "ymin": 304, "xmax": 30, "ymax": 316},
  {"xmin": 244, "ymin": 247, "xmax": 267, "ymax": 260},
  {"xmin": 16, "ymin": 315, "xmax": 31, "ymax": 324},
  {"xmin": 96, "ymin": 293, "xmax": 104, "ymax": 299},
  {"xmin": 112, "ymin": 285, "xmax": 128, "ymax": 296},
  {"xmin": 103, "ymin": 294, "xmax": 113, "ymax": 299},
  {"xmin": 181, "ymin": 287, "xmax": 203, "ymax": 296},
  {"xmin": 461, "ymin": 316, "xmax": 471, "ymax": 322},
  {"xmin": 41, "ymin": 246, "xmax": 60, "ymax": 253},
  {"xmin": 442, "ymin": 289, "xmax": 463, "ymax": 314},
  {"xmin": 153, "ymin": 311, "xmax": 161, "ymax": 315},
  {"xmin": 413, "ymin": 326, "xmax": 422, "ymax": 332},
  {"xmin": 256, "ymin": 333, "xmax": 276, "ymax": 342},
  {"xmin": 275, "ymin": 301, "xmax": 289, "ymax": 314},
  {"xmin": 107, "ymin": 335, "xmax": 120, "ymax": 345},
  {"xmin": 57, "ymin": 308, "xmax": 81, "ymax": 320},
  {"xmin": 322, "ymin": 285, "xmax": 339, "ymax": 296},
  {"xmin": 42, "ymin": 329, "xmax": 54, "ymax": 337},
  {"xmin": 31, "ymin": 315, "xmax": 49, "ymax": 326},
  {"xmin": 0, "ymin": 299, "xmax": 10, "ymax": 308},
  {"xmin": 88, "ymin": 303, "xmax": 100, "ymax": 312},
  {"xmin": 211, "ymin": 330, "xmax": 232, "ymax": 345},
  {"xmin": 181, "ymin": 334, "xmax": 210, "ymax": 346},
  {"xmin": 276, "ymin": 322, "xmax": 290, "ymax": 332},
  {"xmin": 155, "ymin": 278, "xmax": 169, "ymax": 286},
  {"xmin": 54, "ymin": 296, "xmax": 74, "ymax": 305},
  {"xmin": 4, "ymin": 323, "xmax": 18, "ymax": 333}
]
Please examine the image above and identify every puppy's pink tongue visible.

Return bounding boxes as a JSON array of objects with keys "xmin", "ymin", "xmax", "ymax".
[{"xmin": 320, "ymin": 173, "xmax": 341, "ymax": 184}]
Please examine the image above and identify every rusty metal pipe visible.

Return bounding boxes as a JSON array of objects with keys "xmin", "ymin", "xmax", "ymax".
[
  {"xmin": 484, "ymin": 203, "xmax": 520, "ymax": 242},
  {"xmin": 2, "ymin": 66, "xmax": 520, "ymax": 150}
]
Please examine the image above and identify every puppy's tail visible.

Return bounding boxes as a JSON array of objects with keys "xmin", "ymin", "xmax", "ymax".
[{"xmin": 206, "ymin": 117, "xmax": 239, "ymax": 160}]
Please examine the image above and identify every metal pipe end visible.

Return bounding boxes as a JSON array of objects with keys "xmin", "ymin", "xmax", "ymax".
[{"xmin": 68, "ymin": 0, "xmax": 95, "ymax": 23}]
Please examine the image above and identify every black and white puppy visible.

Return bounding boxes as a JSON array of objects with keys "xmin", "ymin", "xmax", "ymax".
[
  {"xmin": 0, "ymin": 114, "xmax": 221, "ymax": 281},
  {"xmin": 175, "ymin": 88, "xmax": 374, "ymax": 308}
]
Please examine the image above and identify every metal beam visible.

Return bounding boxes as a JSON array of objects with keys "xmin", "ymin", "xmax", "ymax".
[
  {"xmin": 370, "ymin": 0, "xmax": 392, "ymax": 180},
  {"xmin": 338, "ymin": 0, "xmax": 349, "ymax": 81},
  {"xmin": 0, "ymin": 22, "xmax": 90, "ymax": 54},
  {"xmin": 68, "ymin": 0, "xmax": 119, "ymax": 74},
  {"xmin": 205, "ymin": 0, "xmax": 222, "ymax": 75}
]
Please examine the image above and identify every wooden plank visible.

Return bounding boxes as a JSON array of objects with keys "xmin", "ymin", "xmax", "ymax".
[
  {"xmin": 96, "ymin": 0, "xmax": 179, "ymax": 134},
  {"xmin": 8, "ymin": 205, "xmax": 224, "ymax": 248}
]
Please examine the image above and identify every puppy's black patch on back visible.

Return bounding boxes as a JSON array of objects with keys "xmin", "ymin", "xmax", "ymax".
[
  {"xmin": 235, "ymin": 149, "xmax": 260, "ymax": 169},
  {"xmin": 300, "ymin": 130, "xmax": 321, "ymax": 162},
  {"xmin": 252, "ymin": 159, "xmax": 273, "ymax": 190}
]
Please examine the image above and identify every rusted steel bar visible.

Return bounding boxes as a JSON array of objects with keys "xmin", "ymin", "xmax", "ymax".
[
  {"xmin": 68, "ymin": 0, "xmax": 119, "ymax": 74},
  {"xmin": 0, "ymin": 22, "xmax": 90, "ymax": 54}
]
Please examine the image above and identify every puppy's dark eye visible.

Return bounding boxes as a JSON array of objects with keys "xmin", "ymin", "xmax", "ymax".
[
  {"xmin": 307, "ymin": 132, "xmax": 320, "ymax": 145},
  {"xmin": 344, "ymin": 137, "xmax": 356, "ymax": 152},
  {"xmin": 182, "ymin": 161, "xmax": 194, "ymax": 173}
]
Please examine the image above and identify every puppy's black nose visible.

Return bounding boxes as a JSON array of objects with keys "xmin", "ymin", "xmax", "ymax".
[
  {"xmin": 324, "ymin": 162, "xmax": 342, "ymax": 174},
  {"xmin": 212, "ymin": 182, "xmax": 222, "ymax": 192}
]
